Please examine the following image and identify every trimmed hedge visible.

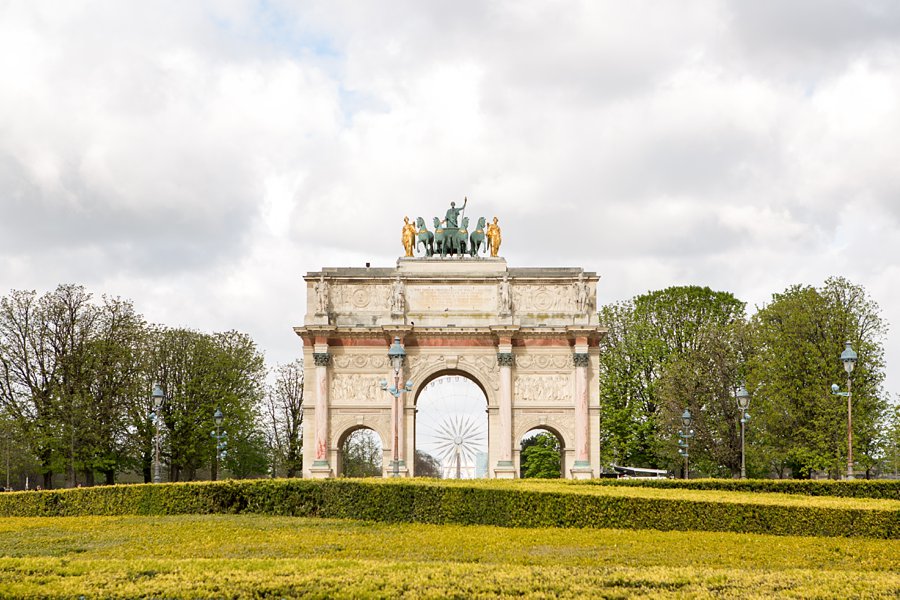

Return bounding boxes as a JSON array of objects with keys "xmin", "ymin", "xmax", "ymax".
[
  {"xmin": 584, "ymin": 477, "xmax": 900, "ymax": 499},
  {"xmin": 0, "ymin": 478, "xmax": 897, "ymax": 539}
]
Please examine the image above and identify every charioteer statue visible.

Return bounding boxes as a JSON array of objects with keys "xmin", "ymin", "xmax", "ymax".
[{"xmin": 403, "ymin": 197, "xmax": 500, "ymax": 258}]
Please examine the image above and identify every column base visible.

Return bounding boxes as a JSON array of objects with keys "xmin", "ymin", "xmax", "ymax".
[
  {"xmin": 494, "ymin": 461, "xmax": 517, "ymax": 479},
  {"xmin": 309, "ymin": 462, "xmax": 333, "ymax": 479},
  {"xmin": 386, "ymin": 461, "xmax": 410, "ymax": 478},
  {"xmin": 570, "ymin": 464, "xmax": 593, "ymax": 480}
]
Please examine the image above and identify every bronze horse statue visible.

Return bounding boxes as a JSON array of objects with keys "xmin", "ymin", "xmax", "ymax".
[
  {"xmin": 432, "ymin": 216, "xmax": 470, "ymax": 257},
  {"xmin": 415, "ymin": 217, "xmax": 434, "ymax": 257},
  {"xmin": 469, "ymin": 216, "xmax": 487, "ymax": 257}
]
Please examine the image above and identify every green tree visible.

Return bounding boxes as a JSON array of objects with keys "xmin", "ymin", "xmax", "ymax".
[
  {"xmin": 882, "ymin": 401, "xmax": 900, "ymax": 477},
  {"xmin": 263, "ymin": 360, "xmax": 304, "ymax": 477},
  {"xmin": 747, "ymin": 277, "xmax": 887, "ymax": 479},
  {"xmin": 598, "ymin": 286, "xmax": 745, "ymax": 469},
  {"xmin": 414, "ymin": 450, "xmax": 442, "ymax": 478},
  {"xmin": 149, "ymin": 327, "xmax": 266, "ymax": 482},
  {"xmin": 520, "ymin": 432, "xmax": 562, "ymax": 478},
  {"xmin": 657, "ymin": 321, "xmax": 753, "ymax": 477}
]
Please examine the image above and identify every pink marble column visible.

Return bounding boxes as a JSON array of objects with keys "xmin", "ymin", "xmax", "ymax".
[
  {"xmin": 397, "ymin": 386, "xmax": 406, "ymax": 466},
  {"xmin": 313, "ymin": 351, "xmax": 330, "ymax": 465},
  {"xmin": 573, "ymin": 352, "xmax": 590, "ymax": 465},
  {"xmin": 498, "ymin": 355, "xmax": 513, "ymax": 464},
  {"xmin": 494, "ymin": 333, "xmax": 515, "ymax": 478}
]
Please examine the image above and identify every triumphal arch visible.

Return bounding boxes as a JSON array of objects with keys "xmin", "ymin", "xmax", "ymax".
[{"xmin": 294, "ymin": 201, "xmax": 604, "ymax": 479}]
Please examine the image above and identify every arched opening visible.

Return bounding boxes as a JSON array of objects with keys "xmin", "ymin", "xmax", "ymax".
[
  {"xmin": 337, "ymin": 427, "xmax": 383, "ymax": 478},
  {"xmin": 414, "ymin": 371, "xmax": 488, "ymax": 479},
  {"xmin": 519, "ymin": 427, "xmax": 564, "ymax": 479}
]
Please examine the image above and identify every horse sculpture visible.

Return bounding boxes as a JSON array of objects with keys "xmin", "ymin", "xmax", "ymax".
[
  {"xmin": 469, "ymin": 216, "xmax": 486, "ymax": 257},
  {"xmin": 415, "ymin": 217, "xmax": 434, "ymax": 257},
  {"xmin": 455, "ymin": 216, "xmax": 469, "ymax": 256},
  {"xmin": 409, "ymin": 203, "xmax": 490, "ymax": 259}
]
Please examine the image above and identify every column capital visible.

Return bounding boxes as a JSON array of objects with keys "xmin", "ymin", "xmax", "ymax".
[
  {"xmin": 497, "ymin": 352, "xmax": 516, "ymax": 367},
  {"xmin": 573, "ymin": 353, "xmax": 590, "ymax": 367},
  {"xmin": 313, "ymin": 352, "xmax": 331, "ymax": 367}
]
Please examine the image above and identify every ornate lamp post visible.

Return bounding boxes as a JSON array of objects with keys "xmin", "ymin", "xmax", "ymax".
[
  {"xmin": 380, "ymin": 336, "xmax": 413, "ymax": 478},
  {"xmin": 831, "ymin": 341, "xmax": 857, "ymax": 480},
  {"xmin": 678, "ymin": 408, "xmax": 694, "ymax": 479},
  {"xmin": 150, "ymin": 384, "xmax": 165, "ymax": 484},
  {"xmin": 211, "ymin": 408, "xmax": 227, "ymax": 481},
  {"xmin": 735, "ymin": 385, "xmax": 751, "ymax": 479}
]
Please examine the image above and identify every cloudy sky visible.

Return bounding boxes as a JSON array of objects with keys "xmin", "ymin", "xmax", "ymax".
[{"xmin": 2, "ymin": 1, "xmax": 899, "ymax": 391}]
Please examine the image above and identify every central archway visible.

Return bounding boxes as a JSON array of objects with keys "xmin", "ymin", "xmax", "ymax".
[{"xmin": 414, "ymin": 371, "xmax": 489, "ymax": 478}]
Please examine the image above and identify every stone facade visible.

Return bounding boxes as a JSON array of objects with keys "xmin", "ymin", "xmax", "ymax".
[{"xmin": 294, "ymin": 257, "xmax": 605, "ymax": 479}]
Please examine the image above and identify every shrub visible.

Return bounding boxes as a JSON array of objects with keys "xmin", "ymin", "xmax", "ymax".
[
  {"xmin": 0, "ymin": 479, "xmax": 896, "ymax": 539},
  {"xmin": 582, "ymin": 477, "xmax": 900, "ymax": 499}
]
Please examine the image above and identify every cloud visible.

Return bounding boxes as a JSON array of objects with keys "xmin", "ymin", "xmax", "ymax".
[{"xmin": 1, "ymin": 0, "xmax": 899, "ymax": 391}]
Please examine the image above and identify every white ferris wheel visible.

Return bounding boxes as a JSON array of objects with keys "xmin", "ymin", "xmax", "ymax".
[{"xmin": 415, "ymin": 375, "xmax": 488, "ymax": 479}]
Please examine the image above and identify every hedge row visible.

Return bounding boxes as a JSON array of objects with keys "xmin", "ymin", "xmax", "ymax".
[
  {"xmin": 585, "ymin": 477, "xmax": 900, "ymax": 499},
  {"xmin": 0, "ymin": 478, "xmax": 897, "ymax": 539}
]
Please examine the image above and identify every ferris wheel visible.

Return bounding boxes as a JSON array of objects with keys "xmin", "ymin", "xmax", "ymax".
[{"xmin": 415, "ymin": 374, "xmax": 488, "ymax": 479}]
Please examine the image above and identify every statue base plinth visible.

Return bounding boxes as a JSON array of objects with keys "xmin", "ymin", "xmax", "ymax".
[
  {"xmin": 494, "ymin": 461, "xmax": 517, "ymax": 479},
  {"xmin": 570, "ymin": 465, "xmax": 593, "ymax": 480},
  {"xmin": 398, "ymin": 257, "xmax": 507, "ymax": 275},
  {"xmin": 309, "ymin": 462, "xmax": 333, "ymax": 479}
]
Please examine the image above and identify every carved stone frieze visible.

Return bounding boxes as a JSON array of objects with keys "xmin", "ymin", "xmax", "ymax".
[
  {"xmin": 514, "ymin": 374, "xmax": 572, "ymax": 403},
  {"xmin": 330, "ymin": 284, "xmax": 391, "ymax": 313},
  {"xmin": 514, "ymin": 354, "xmax": 570, "ymax": 371},
  {"xmin": 512, "ymin": 285, "xmax": 575, "ymax": 313},
  {"xmin": 330, "ymin": 374, "xmax": 384, "ymax": 403},
  {"xmin": 333, "ymin": 354, "xmax": 388, "ymax": 370}
]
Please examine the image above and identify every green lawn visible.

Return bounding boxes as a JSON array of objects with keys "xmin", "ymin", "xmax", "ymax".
[{"xmin": 0, "ymin": 514, "xmax": 897, "ymax": 598}]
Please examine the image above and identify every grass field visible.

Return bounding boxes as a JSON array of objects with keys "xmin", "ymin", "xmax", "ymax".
[{"xmin": 0, "ymin": 514, "xmax": 898, "ymax": 598}]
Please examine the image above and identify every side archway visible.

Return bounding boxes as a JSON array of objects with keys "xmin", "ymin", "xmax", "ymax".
[
  {"xmin": 518, "ymin": 426, "xmax": 565, "ymax": 479},
  {"xmin": 335, "ymin": 425, "xmax": 386, "ymax": 478}
]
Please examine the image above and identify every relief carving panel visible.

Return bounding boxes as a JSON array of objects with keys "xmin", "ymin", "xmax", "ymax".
[
  {"xmin": 330, "ymin": 374, "xmax": 383, "ymax": 403},
  {"xmin": 330, "ymin": 284, "xmax": 391, "ymax": 313},
  {"xmin": 514, "ymin": 374, "xmax": 572, "ymax": 403},
  {"xmin": 512, "ymin": 285, "xmax": 575, "ymax": 313}
]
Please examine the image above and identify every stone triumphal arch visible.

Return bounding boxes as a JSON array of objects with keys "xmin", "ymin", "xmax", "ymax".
[{"xmin": 295, "ymin": 229, "xmax": 604, "ymax": 479}]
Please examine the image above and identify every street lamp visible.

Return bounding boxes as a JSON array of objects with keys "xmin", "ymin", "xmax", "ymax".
[
  {"xmin": 380, "ymin": 336, "xmax": 413, "ymax": 478},
  {"xmin": 211, "ymin": 408, "xmax": 227, "ymax": 481},
  {"xmin": 832, "ymin": 341, "xmax": 857, "ymax": 480},
  {"xmin": 150, "ymin": 384, "xmax": 165, "ymax": 484},
  {"xmin": 678, "ymin": 408, "xmax": 694, "ymax": 479},
  {"xmin": 735, "ymin": 385, "xmax": 751, "ymax": 479}
]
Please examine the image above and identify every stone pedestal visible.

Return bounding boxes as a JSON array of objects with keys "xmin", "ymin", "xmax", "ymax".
[
  {"xmin": 493, "ymin": 462, "xmax": 517, "ymax": 479},
  {"xmin": 309, "ymin": 464, "xmax": 333, "ymax": 479},
  {"xmin": 569, "ymin": 465, "xmax": 593, "ymax": 480}
]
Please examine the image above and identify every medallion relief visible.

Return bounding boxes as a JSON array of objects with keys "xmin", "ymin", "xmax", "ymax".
[
  {"xmin": 512, "ymin": 285, "xmax": 576, "ymax": 313},
  {"xmin": 330, "ymin": 284, "xmax": 391, "ymax": 313}
]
